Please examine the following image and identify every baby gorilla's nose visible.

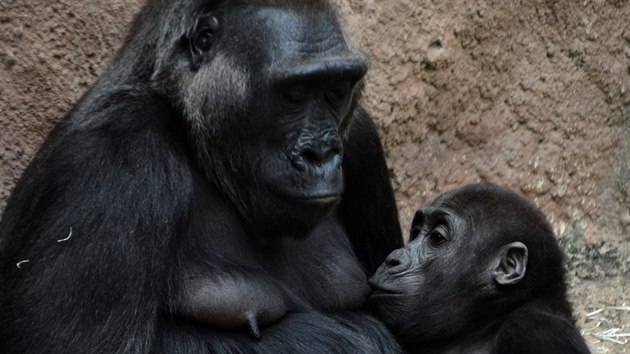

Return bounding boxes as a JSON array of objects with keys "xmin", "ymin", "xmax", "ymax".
[
  {"xmin": 384, "ymin": 249, "xmax": 411, "ymax": 273},
  {"xmin": 385, "ymin": 256, "xmax": 400, "ymax": 268}
]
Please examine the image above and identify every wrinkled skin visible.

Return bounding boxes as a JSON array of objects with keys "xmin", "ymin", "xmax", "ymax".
[
  {"xmin": 0, "ymin": 1, "xmax": 403, "ymax": 353},
  {"xmin": 369, "ymin": 184, "xmax": 591, "ymax": 354},
  {"xmin": 173, "ymin": 2, "xmax": 368, "ymax": 239}
]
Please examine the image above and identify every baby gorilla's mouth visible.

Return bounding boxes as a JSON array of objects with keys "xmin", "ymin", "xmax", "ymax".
[{"xmin": 368, "ymin": 280, "xmax": 403, "ymax": 297}]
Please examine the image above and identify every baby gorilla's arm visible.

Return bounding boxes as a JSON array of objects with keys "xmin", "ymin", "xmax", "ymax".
[{"xmin": 177, "ymin": 274, "xmax": 291, "ymax": 338}]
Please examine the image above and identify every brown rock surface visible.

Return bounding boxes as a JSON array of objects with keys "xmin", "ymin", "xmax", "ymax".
[{"xmin": 1, "ymin": 0, "xmax": 629, "ymax": 352}]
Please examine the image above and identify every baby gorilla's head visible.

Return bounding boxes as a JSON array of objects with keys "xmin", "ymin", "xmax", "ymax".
[{"xmin": 368, "ymin": 183, "xmax": 566, "ymax": 349}]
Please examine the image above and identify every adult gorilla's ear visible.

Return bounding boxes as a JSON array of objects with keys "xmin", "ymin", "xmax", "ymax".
[
  {"xmin": 188, "ymin": 15, "xmax": 220, "ymax": 70},
  {"xmin": 492, "ymin": 242, "xmax": 528, "ymax": 286}
]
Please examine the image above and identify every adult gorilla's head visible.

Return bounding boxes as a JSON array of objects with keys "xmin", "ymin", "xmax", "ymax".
[{"xmin": 113, "ymin": 0, "xmax": 367, "ymax": 239}]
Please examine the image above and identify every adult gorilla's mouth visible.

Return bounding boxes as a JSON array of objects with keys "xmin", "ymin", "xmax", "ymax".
[
  {"xmin": 268, "ymin": 185, "xmax": 341, "ymax": 206},
  {"xmin": 261, "ymin": 155, "xmax": 343, "ymax": 207},
  {"xmin": 294, "ymin": 193, "xmax": 340, "ymax": 204}
]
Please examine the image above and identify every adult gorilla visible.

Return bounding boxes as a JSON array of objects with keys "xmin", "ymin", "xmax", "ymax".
[{"xmin": 0, "ymin": 0, "xmax": 403, "ymax": 352}]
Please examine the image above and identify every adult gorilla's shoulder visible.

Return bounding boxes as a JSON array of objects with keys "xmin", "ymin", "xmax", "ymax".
[{"xmin": 0, "ymin": 0, "xmax": 402, "ymax": 352}]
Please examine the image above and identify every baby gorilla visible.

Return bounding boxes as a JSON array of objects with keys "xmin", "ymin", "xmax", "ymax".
[{"xmin": 369, "ymin": 183, "xmax": 590, "ymax": 354}]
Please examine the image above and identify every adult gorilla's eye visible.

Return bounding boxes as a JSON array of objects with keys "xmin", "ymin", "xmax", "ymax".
[
  {"xmin": 326, "ymin": 80, "xmax": 351, "ymax": 103},
  {"xmin": 426, "ymin": 225, "xmax": 448, "ymax": 247},
  {"xmin": 282, "ymin": 85, "xmax": 308, "ymax": 105}
]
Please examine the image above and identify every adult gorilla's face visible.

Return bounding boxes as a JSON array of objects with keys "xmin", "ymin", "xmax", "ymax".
[{"xmin": 167, "ymin": 2, "xmax": 367, "ymax": 239}]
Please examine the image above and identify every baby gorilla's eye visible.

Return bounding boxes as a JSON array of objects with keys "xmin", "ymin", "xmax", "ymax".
[{"xmin": 426, "ymin": 225, "xmax": 448, "ymax": 247}]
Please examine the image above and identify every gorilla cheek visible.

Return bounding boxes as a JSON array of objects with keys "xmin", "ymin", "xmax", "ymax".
[
  {"xmin": 181, "ymin": 54, "xmax": 250, "ymax": 136},
  {"xmin": 369, "ymin": 293, "xmax": 417, "ymax": 329}
]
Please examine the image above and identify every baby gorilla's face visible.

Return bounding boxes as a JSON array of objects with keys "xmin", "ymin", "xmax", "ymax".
[
  {"xmin": 368, "ymin": 205, "xmax": 482, "ymax": 340},
  {"xmin": 368, "ymin": 184, "xmax": 531, "ymax": 344}
]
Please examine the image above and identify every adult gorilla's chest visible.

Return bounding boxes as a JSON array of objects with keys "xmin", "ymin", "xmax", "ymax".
[
  {"xmin": 264, "ymin": 219, "xmax": 371, "ymax": 310},
  {"xmin": 181, "ymin": 189, "xmax": 369, "ymax": 311}
]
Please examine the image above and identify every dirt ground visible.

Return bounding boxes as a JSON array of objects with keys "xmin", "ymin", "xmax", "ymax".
[{"xmin": 1, "ymin": 0, "xmax": 629, "ymax": 352}]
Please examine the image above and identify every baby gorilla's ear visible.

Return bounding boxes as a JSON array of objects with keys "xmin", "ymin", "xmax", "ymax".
[{"xmin": 492, "ymin": 242, "xmax": 528, "ymax": 285}]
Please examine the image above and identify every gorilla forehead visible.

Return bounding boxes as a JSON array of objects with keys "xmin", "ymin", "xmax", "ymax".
[
  {"xmin": 430, "ymin": 184, "xmax": 553, "ymax": 244},
  {"xmin": 227, "ymin": 4, "xmax": 350, "ymax": 60},
  {"xmin": 258, "ymin": 8, "xmax": 346, "ymax": 51},
  {"xmin": 433, "ymin": 184, "xmax": 536, "ymax": 218},
  {"xmin": 218, "ymin": 0, "xmax": 332, "ymax": 11},
  {"xmin": 207, "ymin": 2, "xmax": 366, "ymax": 89}
]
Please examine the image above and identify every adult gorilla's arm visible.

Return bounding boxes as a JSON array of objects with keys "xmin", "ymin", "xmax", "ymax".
[
  {"xmin": 0, "ymin": 93, "xmax": 193, "ymax": 353},
  {"xmin": 155, "ymin": 312, "xmax": 401, "ymax": 353},
  {"xmin": 339, "ymin": 108, "xmax": 403, "ymax": 274},
  {"xmin": 254, "ymin": 312, "xmax": 401, "ymax": 353}
]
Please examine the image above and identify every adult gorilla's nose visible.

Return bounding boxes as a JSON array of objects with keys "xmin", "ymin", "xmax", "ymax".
[{"xmin": 290, "ymin": 139, "xmax": 342, "ymax": 173}]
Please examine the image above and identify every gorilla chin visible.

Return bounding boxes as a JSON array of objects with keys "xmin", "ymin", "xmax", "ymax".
[
  {"xmin": 257, "ymin": 155, "xmax": 344, "ymax": 239},
  {"xmin": 368, "ymin": 280, "xmax": 404, "ymax": 299},
  {"xmin": 255, "ymin": 182, "xmax": 343, "ymax": 241}
]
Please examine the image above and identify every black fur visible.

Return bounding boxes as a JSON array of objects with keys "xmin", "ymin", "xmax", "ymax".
[
  {"xmin": 0, "ymin": 0, "xmax": 403, "ymax": 352},
  {"xmin": 369, "ymin": 184, "xmax": 590, "ymax": 354}
]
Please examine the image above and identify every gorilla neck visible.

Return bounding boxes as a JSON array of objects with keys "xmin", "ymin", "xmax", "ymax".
[
  {"xmin": 185, "ymin": 175, "xmax": 369, "ymax": 310},
  {"xmin": 190, "ymin": 147, "xmax": 336, "ymax": 242},
  {"xmin": 197, "ymin": 174, "xmax": 333, "ymax": 243},
  {"xmin": 250, "ymin": 205, "xmax": 336, "ymax": 243}
]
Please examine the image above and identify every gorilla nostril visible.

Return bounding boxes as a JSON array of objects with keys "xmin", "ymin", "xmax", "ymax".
[
  {"xmin": 331, "ymin": 145, "xmax": 342, "ymax": 157},
  {"xmin": 301, "ymin": 149, "xmax": 323, "ymax": 166},
  {"xmin": 295, "ymin": 145, "xmax": 341, "ymax": 169},
  {"xmin": 384, "ymin": 248, "xmax": 410, "ymax": 272},
  {"xmin": 290, "ymin": 151, "xmax": 306, "ymax": 171},
  {"xmin": 385, "ymin": 257, "xmax": 401, "ymax": 268}
]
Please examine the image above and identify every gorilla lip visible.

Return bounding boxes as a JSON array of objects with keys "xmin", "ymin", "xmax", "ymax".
[
  {"xmin": 368, "ymin": 280, "xmax": 403, "ymax": 297},
  {"xmin": 293, "ymin": 193, "xmax": 341, "ymax": 204},
  {"xmin": 302, "ymin": 194, "xmax": 339, "ymax": 201}
]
